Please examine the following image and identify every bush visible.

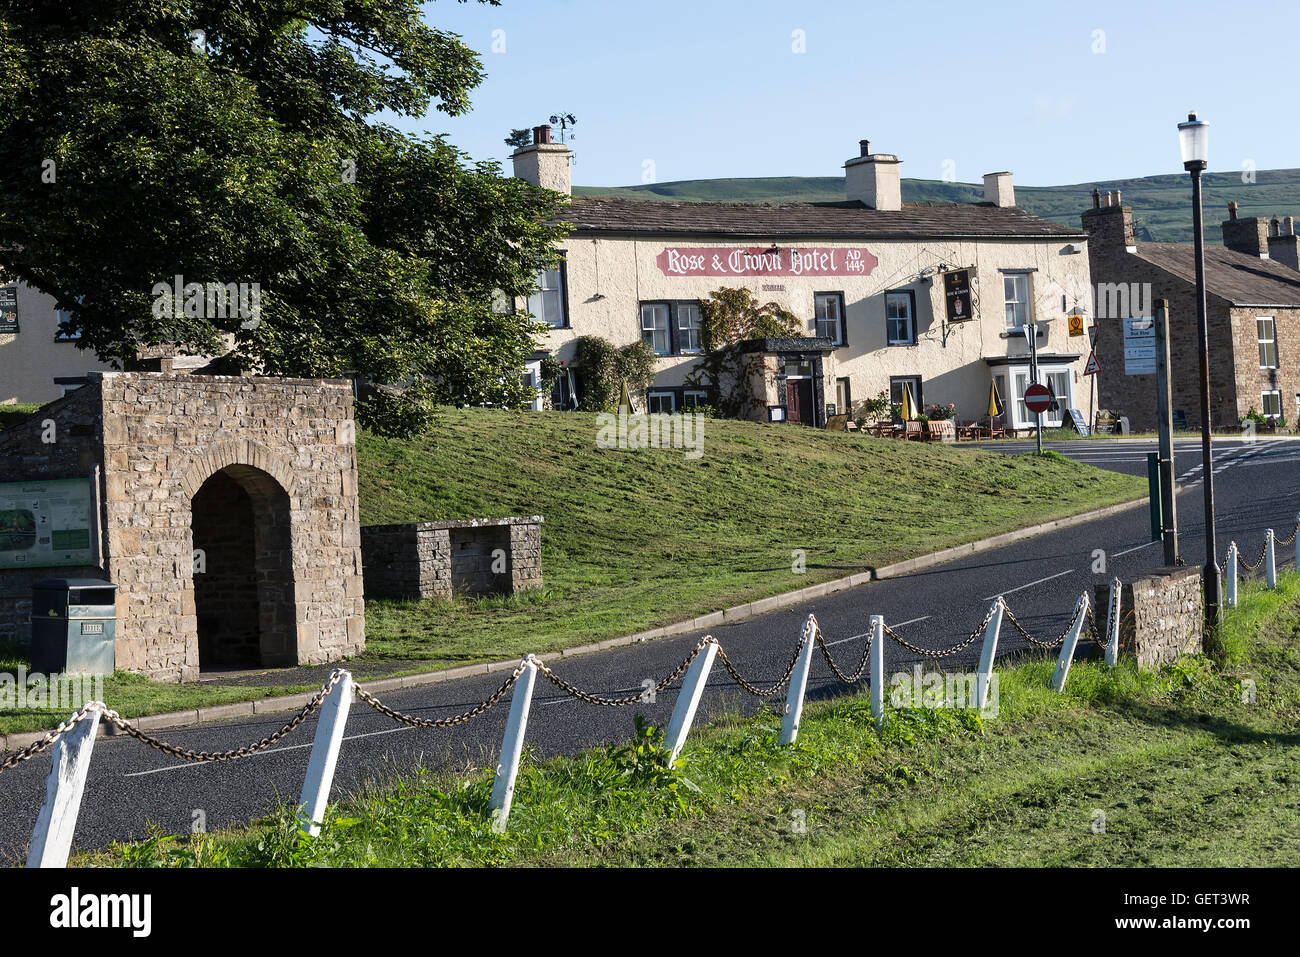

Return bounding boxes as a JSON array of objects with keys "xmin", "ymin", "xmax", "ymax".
[{"xmin": 356, "ymin": 387, "xmax": 439, "ymax": 438}]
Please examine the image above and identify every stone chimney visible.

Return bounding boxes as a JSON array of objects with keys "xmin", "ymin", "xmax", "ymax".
[
  {"xmin": 512, "ymin": 125, "xmax": 571, "ymax": 196},
  {"xmin": 1221, "ymin": 202, "xmax": 1269, "ymax": 258},
  {"xmin": 1081, "ymin": 192, "xmax": 1136, "ymax": 249},
  {"xmin": 845, "ymin": 139, "xmax": 901, "ymax": 211},
  {"xmin": 1267, "ymin": 215, "xmax": 1300, "ymax": 270},
  {"xmin": 983, "ymin": 171, "xmax": 1015, "ymax": 207}
]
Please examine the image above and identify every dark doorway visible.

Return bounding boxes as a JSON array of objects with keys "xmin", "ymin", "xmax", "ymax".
[
  {"xmin": 785, "ymin": 379, "xmax": 814, "ymax": 425},
  {"xmin": 191, "ymin": 465, "xmax": 295, "ymax": 670}
]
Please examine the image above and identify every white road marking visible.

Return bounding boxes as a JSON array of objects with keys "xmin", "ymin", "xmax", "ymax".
[
  {"xmin": 825, "ymin": 615, "xmax": 930, "ymax": 647},
  {"xmin": 982, "ymin": 569, "xmax": 1073, "ymax": 602},
  {"xmin": 1113, "ymin": 542, "xmax": 1157, "ymax": 558}
]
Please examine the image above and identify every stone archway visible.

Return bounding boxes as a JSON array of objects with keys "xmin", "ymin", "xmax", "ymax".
[{"xmin": 189, "ymin": 463, "xmax": 296, "ymax": 670}]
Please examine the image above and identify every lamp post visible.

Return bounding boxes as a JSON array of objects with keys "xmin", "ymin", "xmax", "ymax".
[{"xmin": 1178, "ymin": 110, "xmax": 1221, "ymax": 630}]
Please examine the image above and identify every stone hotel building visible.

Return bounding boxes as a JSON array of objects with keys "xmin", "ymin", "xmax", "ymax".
[{"xmin": 510, "ymin": 128, "xmax": 1096, "ymax": 431}]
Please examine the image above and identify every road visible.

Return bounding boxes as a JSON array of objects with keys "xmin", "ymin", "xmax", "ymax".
[{"xmin": 2, "ymin": 436, "xmax": 1298, "ymax": 862}]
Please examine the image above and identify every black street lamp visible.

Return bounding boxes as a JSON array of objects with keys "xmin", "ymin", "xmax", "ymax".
[{"xmin": 1178, "ymin": 110, "xmax": 1222, "ymax": 630}]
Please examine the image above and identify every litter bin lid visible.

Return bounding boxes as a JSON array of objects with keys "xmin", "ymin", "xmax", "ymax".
[{"xmin": 34, "ymin": 578, "xmax": 118, "ymax": 591}]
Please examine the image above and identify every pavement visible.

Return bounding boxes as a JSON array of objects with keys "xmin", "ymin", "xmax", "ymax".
[{"xmin": 1, "ymin": 435, "xmax": 1298, "ymax": 862}]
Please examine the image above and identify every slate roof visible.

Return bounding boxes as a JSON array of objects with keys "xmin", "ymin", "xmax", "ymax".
[
  {"xmin": 1134, "ymin": 243, "xmax": 1300, "ymax": 307},
  {"xmin": 563, "ymin": 197, "xmax": 1086, "ymax": 241}
]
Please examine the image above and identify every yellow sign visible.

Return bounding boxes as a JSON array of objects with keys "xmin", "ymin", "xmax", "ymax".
[{"xmin": 1067, "ymin": 313, "xmax": 1085, "ymax": 337}]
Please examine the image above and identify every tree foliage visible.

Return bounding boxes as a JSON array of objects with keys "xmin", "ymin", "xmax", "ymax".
[
  {"xmin": 0, "ymin": 0, "xmax": 570, "ymax": 421},
  {"xmin": 571, "ymin": 336, "xmax": 657, "ymax": 412},
  {"xmin": 698, "ymin": 286, "xmax": 802, "ymax": 352}
]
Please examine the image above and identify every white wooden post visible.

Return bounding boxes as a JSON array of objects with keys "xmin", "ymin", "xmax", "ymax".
[
  {"xmin": 27, "ymin": 704, "xmax": 102, "ymax": 868},
  {"xmin": 974, "ymin": 599, "xmax": 1004, "ymax": 711},
  {"xmin": 1295, "ymin": 512, "xmax": 1300, "ymax": 570},
  {"xmin": 1051, "ymin": 594, "xmax": 1090, "ymax": 692},
  {"xmin": 1225, "ymin": 543, "xmax": 1238, "ymax": 609},
  {"xmin": 664, "ymin": 640, "xmax": 718, "ymax": 765},
  {"xmin": 869, "ymin": 615, "xmax": 885, "ymax": 730},
  {"xmin": 1266, "ymin": 529, "xmax": 1277, "ymax": 590},
  {"xmin": 298, "ymin": 670, "xmax": 353, "ymax": 837},
  {"xmin": 1104, "ymin": 578, "xmax": 1121, "ymax": 668},
  {"xmin": 779, "ymin": 618, "xmax": 818, "ymax": 746},
  {"xmin": 488, "ymin": 656, "xmax": 538, "ymax": 832}
]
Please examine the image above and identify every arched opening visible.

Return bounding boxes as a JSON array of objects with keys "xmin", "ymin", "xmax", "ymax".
[{"xmin": 191, "ymin": 464, "xmax": 295, "ymax": 670}]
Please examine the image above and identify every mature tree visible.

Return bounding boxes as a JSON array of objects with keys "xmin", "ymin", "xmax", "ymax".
[{"xmin": 0, "ymin": 1, "xmax": 569, "ymax": 420}]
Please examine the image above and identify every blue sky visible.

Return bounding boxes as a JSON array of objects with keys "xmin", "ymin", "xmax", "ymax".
[{"xmin": 400, "ymin": 0, "xmax": 1298, "ymax": 188}]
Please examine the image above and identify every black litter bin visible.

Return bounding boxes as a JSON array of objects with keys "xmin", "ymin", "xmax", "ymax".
[{"xmin": 30, "ymin": 579, "xmax": 118, "ymax": 676}]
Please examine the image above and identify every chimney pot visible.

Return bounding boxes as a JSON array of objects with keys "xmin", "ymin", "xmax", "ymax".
[
  {"xmin": 860, "ymin": 139, "xmax": 870, "ymax": 157},
  {"xmin": 534, "ymin": 125, "xmax": 552, "ymax": 145},
  {"xmin": 511, "ymin": 126, "xmax": 570, "ymax": 195},
  {"xmin": 1228, "ymin": 201, "xmax": 1238, "ymax": 221},
  {"xmin": 1092, "ymin": 189, "xmax": 1100, "ymax": 209}
]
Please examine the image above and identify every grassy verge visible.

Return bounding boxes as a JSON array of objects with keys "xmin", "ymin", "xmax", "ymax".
[
  {"xmin": 2, "ymin": 408, "xmax": 1143, "ymax": 735},
  {"xmin": 79, "ymin": 571, "xmax": 1300, "ymax": 868}
]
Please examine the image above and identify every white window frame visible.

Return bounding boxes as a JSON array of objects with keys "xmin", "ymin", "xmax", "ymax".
[
  {"xmin": 1011, "ymin": 364, "xmax": 1072, "ymax": 429},
  {"xmin": 1003, "ymin": 273, "xmax": 1032, "ymax": 328},
  {"xmin": 1261, "ymin": 390, "xmax": 1282, "ymax": 420},
  {"xmin": 641, "ymin": 304, "xmax": 671, "ymax": 355},
  {"xmin": 683, "ymin": 390, "xmax": 708, "ymax": 408},
  {"xmin": 814, "ymin": 292, "xmax": 845, "ymax": 345},
  {"xmin": 522, "ymin": 359, "xmax": 544, "ymax": 412},
  {"xmin": 676, "ymin": 303, "xmax": 703, "ymax": 354},
  {"xmin": 528, "ymin": 266, "xmax": 566, "ymax": 328},
  {"xmin": 885, "ymin": 292, "xmax": 914, "ymax": 346},
  {"xmin": 647, "ymin": 391, "xmax": 676, "ymax": 413},
  {"xmin": 1258, "ymin": 316, "xmax": 1278, "ymax": 369}
]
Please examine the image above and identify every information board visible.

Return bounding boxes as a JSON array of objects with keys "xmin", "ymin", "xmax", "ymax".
[
  {"xmin": 1066, "ymin": 409, "xmax": 1091, "ymax": 436},
  {"xmin": 1123, "ymin": 317, "xmax": 1157, "ymax": 375},
  {"xmin": 0, "ymin": 478, "xmax": 94, "ymax": 569}
]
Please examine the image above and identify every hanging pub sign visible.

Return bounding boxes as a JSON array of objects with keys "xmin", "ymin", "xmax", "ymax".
[
  {"xmin": 0, "ymin": 285, "xmax": 17, "ymax": 334},
  {"xmin": 943, "ymin": 269, "xmax": 973, "ymax": 322},
  {"xmin": 656, "ymin": 246, "xmax": 878, "ymax": 278}
]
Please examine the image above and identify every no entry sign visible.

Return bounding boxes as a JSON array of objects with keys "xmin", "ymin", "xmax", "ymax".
[{"xmin": 1024, "ymin": 383, "xmax": 1052, "ymax": 414}]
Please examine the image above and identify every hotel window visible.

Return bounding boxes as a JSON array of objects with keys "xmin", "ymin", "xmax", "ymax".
[
  {"xmin": 677, "ymin": 302, "xmax": 703, "ymax": 353},
  {"xmin": 885, "ymin": 291, "xmax": 915, "ymax": 345},
  {"xmin": 647, "ymin": 391, "xmax": 676, "ymax": 413},
  {"xmin": 835, "ymin": 377, "xmax": 851, "ymax": 414},
  {"xmin": 1003, "ymin": 273, "xmax": 1031, "ymax": 328},
  {"xmin": 1258, "ymin": 317, "xmax": 1278, "ymax": 368},
  {"xmin": 528, "ymin": 260, "xmax": 568, "ymax": 328},
  {"xmin": 889, "ymin": 376, "xmax": 922, "ymax": 417},
  {"xmin": 641, "ymin": 303, "xmax": 671, "ymax": 355},
  {"xmin": 1262, "ymin": 390, "xmax": 1282, "ymax": 420},
  {"xmin": 54, "ymin": 307, "xmax": 81, "ymax": 342},
  {"xmin": 683, "ymin": 390, "xmax": 709, "ymax": 409},
  {"xmin": 814, "ymin": 292, "xmax": 846, "ymax": 345}
]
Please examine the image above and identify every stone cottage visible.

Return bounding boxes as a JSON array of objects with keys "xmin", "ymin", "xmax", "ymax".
[{"xmin": 0, "ymin": 372, "xmax": 365, "ymax": 681}]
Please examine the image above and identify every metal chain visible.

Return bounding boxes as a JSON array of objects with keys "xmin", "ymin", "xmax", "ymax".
[
  {"xmin": 100, "ymin": 670, "xmax": 347, "ymax": 764},
  {"xmin": 0, "ymin": 702, "xmax": 103, "ymax": 775},
  {"xmin": 535, "ymin": 639, "xmax": 712, "ymax": 707},
  {"xmin": 812, "ymin": 619, "xmax": 873, "ymax": 683},
  {"xmin": 356, "ymin": 668, "xmax": 523, "ymax": 726},
  {"xmin": 714, "ymin": 625, "xmax": 811, "ymax": 697},
  {"xmin": 1238, "ymin": 539, "xmax": 1268, "ymax": 573},
  {"xmin": 1002, "ymin": 602, "xmax": 1076, "ymax": 649},
  {"xmin": 1279, "ymin": 518, "xmax": 1299, "ymax": 548},
  {"xmin": 883, "ymin": 602, "xmax": 998, "ymax": 659}
]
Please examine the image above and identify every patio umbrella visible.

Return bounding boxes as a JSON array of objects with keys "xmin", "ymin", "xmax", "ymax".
[
  {"xmin": 900, "ymin": 383, "xmax": 918, "ymax": 421},
  {"xmin": 987, "ymin": 381, "xmax": 1005, "ymax": 418}
]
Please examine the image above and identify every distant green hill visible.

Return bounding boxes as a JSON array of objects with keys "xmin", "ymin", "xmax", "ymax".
[{"xmin": 575, "ymin": 169, "xmax": 1300, "ymax": 245}]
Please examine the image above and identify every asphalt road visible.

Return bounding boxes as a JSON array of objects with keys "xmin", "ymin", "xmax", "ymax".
[{"xmin": 2, "ymin": 436, "xmax": 1298, "ymax": 862}]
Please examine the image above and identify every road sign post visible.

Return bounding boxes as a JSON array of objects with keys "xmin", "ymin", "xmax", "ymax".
[{"xmin": 1024, "ymin": 381, "xmax": 1052, "ymax": 456}]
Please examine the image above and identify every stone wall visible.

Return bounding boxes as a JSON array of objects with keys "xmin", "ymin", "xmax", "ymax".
[
  {"xmin": 361, "ymin": 517, "xmax": 543, "ymax": 601},
  {"xmin": 1096, "ymin": 566, "xmax": 1203, "ymax": 670},
  {"xmin": 0, "ymin": 372, "xmax": 365, "ymax": 681}
]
